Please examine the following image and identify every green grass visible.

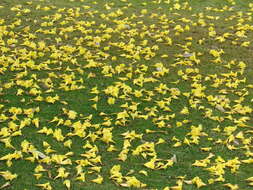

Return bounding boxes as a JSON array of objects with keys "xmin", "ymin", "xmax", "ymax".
[{"xmin": 0, "ymin": 0, "xmax": 253, "ymax": 189}]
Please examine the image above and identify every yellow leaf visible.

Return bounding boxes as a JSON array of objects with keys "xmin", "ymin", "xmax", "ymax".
[
  {"xmin": 246, "ymin": 177, "xmax": 253, "ymax": 182},
  {"xmin": 75, "ymin": 173, "xmax": 86, "ymax": 182},
  {"xmin": 34, "ymin": 173, "xmax": 43, "ymax": 180},
  {"xmin": 173, "ymin": 142, "xmax": 182, "ymax": 147},
  {"xmin": 67, "ymin": 110, "xmax": 77, "ymax": 120},
  {"xmin": 200, "ymin": 147, "xmax": 212, "ymax": 152},
  {"xmin": 107, "ymin": 97, "xmax": 115, "ymax": 105},
  {"xmin": 89, "ymin": 96, "xmax": 99, "ymax": 102},
  {"xmin": 144, "ymin": 157, "xmax": 156, "ymax": 169},
  {"xmin": 107, "ymin": 145, "xmax": 117, "ymax": 152},
  {"xmin": 92, "ymin": 104, "xmax": 97, "ymax": 110},
  {"xmin": 54, "ymin": 167, "xmax": 69, "ymax": 179},
  {"xmin": 192, "ymin": 176, "xmax": 206, "ymax": 188},
  {"xmin": 139, "ymin": 170, "xmax": 148, "ymax": 176},
  {"xmin": 91, "ymin": 175, "xmax": 103, "ymax": 184},
  {"xmin": 180, "ymin": 107, "xmax": 189, "ymax": 115},
  {"xmin": 53, "ymin": 129, "xmax": 65, "ymax": 142},
  {"xmin": 0, "ymin": 171, "xmax": 17, "ymax": 181},
  {"xmin": 63, "ymin": 140, "xmax": 72, "ymax": 149},
  {"xmin": 223, "ymin": 183, "xmax": 239, "ymax": 190},
  {"xmin": 156, "ymin": 138, "xmax": 165, "ymax": 145},
  {"xmin": 0, "ymin": 138, "xmax": 15, "ymax": 149},
  {"xmin": 101, "ymin": 128, "xmax": 114, "ymax": 144},
  {"xmin": 242, "ymin": 158, "xmax": 253, "ymax": 163},
  {"xmin": 63, "ymin": 180, "xmax": 71, "ymax": 190},
  {"xmin": 34, "ymin": 165, "xmax": 46, "ymax": 173},
  {"xmin": 125, "ymin": 176, "xmax": 146, "ymax": 188},
  {"xmin": 36, "ymin": 182, "xmax": 52, "ymax": 190},
  {"xmin": 110, "ymin": 165, "xmax": 123, "ymax": 184},
  {"xmin": 118, "ymin": 149, "xmax": 128, "ymax": 161}
]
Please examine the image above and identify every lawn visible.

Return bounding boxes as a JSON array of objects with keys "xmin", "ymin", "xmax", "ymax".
[{"xmin": 0, "ymin": 0, "xmax": 253, "ymax": 189}]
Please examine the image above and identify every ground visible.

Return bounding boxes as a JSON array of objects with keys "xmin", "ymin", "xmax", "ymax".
[{"xmin": 0, "ymin": 0, "xmax": 253, "ymax": 189}]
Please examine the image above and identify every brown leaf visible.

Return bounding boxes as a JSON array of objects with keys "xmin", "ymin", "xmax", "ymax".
[
  {"xmin": 0, "ymin": 182, "xmax": 11, "ymax": 189},
  {"xmin": 215, "ymin": 105, "xmax": 225, "ymax": 112}
]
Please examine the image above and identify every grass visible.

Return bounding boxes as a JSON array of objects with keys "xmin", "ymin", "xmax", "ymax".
[{"xmin": 0, "ymin": 0, "xmax": 253, "ymax": 189}]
